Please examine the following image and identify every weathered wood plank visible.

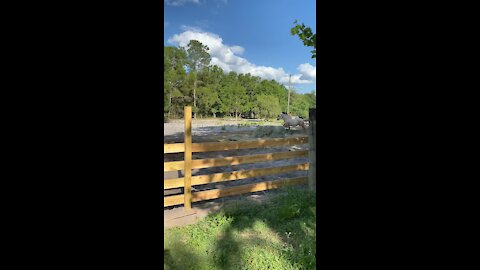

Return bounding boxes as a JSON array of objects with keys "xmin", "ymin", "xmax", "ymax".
[
  {"xmin": 192, "ymin": 150, "xmax": 308, "ymax": 169},
  {"xmin": 163, "ymin": 176, "xmax": 307, "ymax": 207},
  {"xmin": 184, "ymin": 106, "xmax": 192, "ymax": 211},
  {"xmin": 164, "ymin": 163, "xmax": 309, "ymax": 189},
  {"xmin": 163, "ymin": 136, "xmax": 308, "ymax": 154},
  {"xmin": 163, "ymin": 150, "xmax": 308, "ymax": 171},
  {"xmin": 164, "ymin": 143, "xmax": 184, "ymax": 154},
  {"xmin": 191, "ymin": 137, "xmax": 308, "ymax": 152},
  {"xmin": 164, "ymin": 160, "xmax": 184, "ymax": 172}
]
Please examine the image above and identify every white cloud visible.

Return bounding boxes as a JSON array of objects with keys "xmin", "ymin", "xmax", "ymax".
[
  {"xmin": 297, "ymin": 63, "xmax": 316, "ymax": 81},
  {"xmin": 229, "ymin": 45, "xmax": 244, "ymax": 55},
  {"xmin": 165, "ymin": 0, "xmax": 201, "ymax": 6},
  {"xmin": 168, "ymin": 30, "xmax": 316, "ymax": 85},
  {"xmin": 164, "ymin": 21, "xmax": 169, "ymax": 28},
  {"xmin": 180, "ymin": 25, "xmax": 203, "ymax": 32}
]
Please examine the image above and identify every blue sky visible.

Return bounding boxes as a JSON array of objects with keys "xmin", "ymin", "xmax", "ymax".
[{"xmin": 164, "ymin": 0, "xmax": 316, "ymax": 94}]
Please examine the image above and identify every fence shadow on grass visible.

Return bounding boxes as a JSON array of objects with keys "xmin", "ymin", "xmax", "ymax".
[
  {"xmin": 163, "ymin": 186, "xmax": 316, "ymax": 269},
  {"xmin": 211, "ymin": 186, "xmax": 317, "ymax": 269},
  {"xmin": 164, "ymin": 246, "xmax": 202, "ymax": 270}
]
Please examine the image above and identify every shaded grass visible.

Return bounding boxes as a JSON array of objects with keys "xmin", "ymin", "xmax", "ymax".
[{"xmin": 164, "ymin": 187, "xmax": 316, "ymax": 270}]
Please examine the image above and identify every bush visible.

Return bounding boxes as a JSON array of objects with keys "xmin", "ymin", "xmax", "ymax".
[{"xmin": 254, "ymin": 126, "xmax": 286, "ymax": 138}]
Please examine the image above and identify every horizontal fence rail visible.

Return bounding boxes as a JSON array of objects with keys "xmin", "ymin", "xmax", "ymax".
[
  {"xmin": 164, "ymin": 150, "xmax": 308, "ymax": 172},
  {"xmin": 164, "ymin": 143, "xmax": 184, "ymax": 154},
  {"xmin": 164, "ymin": 163, "xmax": 309, "ymax": 189},
  {"xmin": 164, "ymin": 176, "xmax": 308, "ymax": 207},
  {"xmin": 164, "ymin": 136, "xmax": 308, "ymax": 154}
]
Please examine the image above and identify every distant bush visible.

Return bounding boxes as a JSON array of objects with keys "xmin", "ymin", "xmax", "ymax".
[
  {"xmin": 254, "ymin": 126, "xmax": 286, "ymax": 138},
  {"xmin": 253, "ymin": 126, "xmax": 304, "ymax": 138}
]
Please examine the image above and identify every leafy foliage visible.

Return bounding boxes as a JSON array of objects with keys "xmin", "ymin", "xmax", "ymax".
[
  {"xmin": 255, "ymin": 94, "xmax": 281, "ymax": 119},
  {"xmin": 164, "ymin": 39, "xmax": 315, "ymax": 119},
  {"xmin": 196, "ymin": 86, "xmax": 219, "ymax": 117},
  {"xmin": 291, "ymin": 20, "xmax": 316, "ymax": 59},
  {"xmin": 186, "ymin": 40, "xmax": 211, "ymax": 72}
]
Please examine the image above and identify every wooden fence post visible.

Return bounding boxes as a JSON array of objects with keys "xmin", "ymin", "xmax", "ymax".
[
  {"xmin": 308, "ymin": 108, "xmax": 316, "ymax": 191},
  {"xmin": 184, "ymin": 106, "xmax": 193, "ymax": 212}
]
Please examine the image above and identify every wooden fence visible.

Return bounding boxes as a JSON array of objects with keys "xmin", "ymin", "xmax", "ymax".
[{"xmin": 164, "ymin": 106, "xmax": 314, "ymax": 211}]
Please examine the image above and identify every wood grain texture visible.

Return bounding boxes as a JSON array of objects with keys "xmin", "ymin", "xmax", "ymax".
[
  {"xmin": 163, "ymin": 136, "xmax": 308, "ymax": 154},
  {"xmin": 163, "ymin": 150, "xmax": 307, "ymax": 172},
  {"xmin": 164, "ymin": 163, "xmax": 309, "ymax": 189},
  {"xmin": 184, "ymin": 106, "xmax": 192, "ymax": 211},
  {"xmin": 164, "ymin": 177, "xmax": 307, "ymax": 207},
  {"xmin": 164, "ymin": 143, "xmax": 184, "ymax": 154}
]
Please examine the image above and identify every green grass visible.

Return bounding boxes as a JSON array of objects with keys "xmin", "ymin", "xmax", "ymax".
[{"xmin": 164, "ymin": 187, "xmax": 316, "ymax": 270}]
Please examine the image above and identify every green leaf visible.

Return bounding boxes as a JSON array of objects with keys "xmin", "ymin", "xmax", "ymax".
[{"xmin": 290, "ymin": 21, "xmax": 316, "ymax": 59}]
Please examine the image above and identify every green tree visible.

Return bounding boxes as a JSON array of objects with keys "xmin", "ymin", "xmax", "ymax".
[
  {"xmin": 291, "ymin": 20, "xmax": 316, "ymax": 59},
  {"xmin": 255, "ymin": 94, "xmax": 281, "ymax": 119},
  {"xmin": 218, "ymin": 77, "xmax": 247, "ymax": 123},
  {"xmin": 164, "ymin": 46, "xmax": 315, "ymax": 120},
  {"xmin": 196, "ymin": 86, "xmax": 219, "ymax": 118},
  {"xmin": 231, "ymin": 83, "xmax": 248, "ymax": 122},
  {"xmin": 164, "ymin": 46, "xmax": 188, "ymax": 117},
  {"xmin": 305, "ymin": 90, "xmax": 316, "ymax": 109},
  {"xmin": 238, "ymin": 73, "xmax": 261, "ymax": 118},
  {"xmin": 185, "ymin": 40, "xmax": 211, "ymax": 118},
  {"xmin": 290, "ymin": 92, "xmax": 309, "ymax": 119},
  {"xmin": 218, "ymin": 71, "xmax": 237, "ymax": 117}
]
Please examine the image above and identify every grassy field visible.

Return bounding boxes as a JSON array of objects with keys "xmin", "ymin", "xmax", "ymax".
[{"xmin": 164, "ymin": 187, "xmax": 316, "ymax": 270}]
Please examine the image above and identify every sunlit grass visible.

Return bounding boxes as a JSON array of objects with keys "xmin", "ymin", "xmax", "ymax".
[{"xmin": 164, "ymin": 187, "xmax": 316, "ymax": 270}]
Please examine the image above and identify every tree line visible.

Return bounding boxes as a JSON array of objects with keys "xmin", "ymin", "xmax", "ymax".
[{"xmin": 164, "ymin": 39, "xmax": 316, "ymax": 121}]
